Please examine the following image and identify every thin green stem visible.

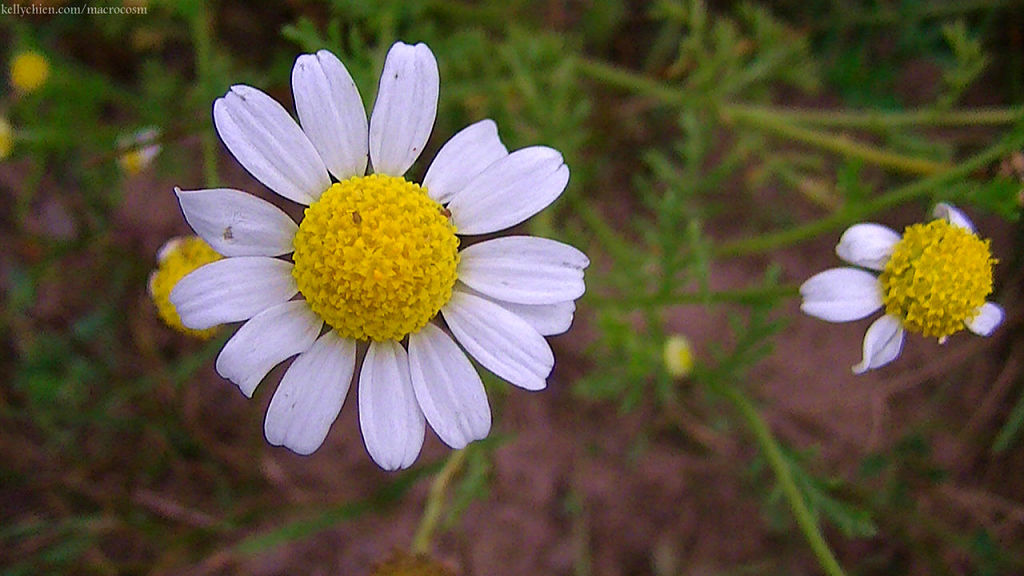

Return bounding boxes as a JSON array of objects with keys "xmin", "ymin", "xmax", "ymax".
[
  {"xmin": 410, "ymin": 448, "xmax": 467, "ymax": 554},
  {"xmin": 575, "ymin": 57, "xmax": 695, "ymax": 108},
  {"xmin": 727, "ymin": 104, "xmax": 1024, "ymax": 130},
  {"xmin": 722, "ymin": 107, "xmax": 951, "ymax": 175},
  {"xmin": 575, "ymin": 57, "xmax": 1020, "ymax": 176},
  {"xmin": 716, "ymin": 127, "xmax": 1024, "ymax": 257},
  {"xmin": 719, "ymin": 384, "xmax": 848, "ymax": 576},
  {"xmin": 589, "ymin": 284, "xmax": 799, "ymax": 310},
  {"xmin": 191, "ymin": 1, "xmax": 218, "ymax": 188}
]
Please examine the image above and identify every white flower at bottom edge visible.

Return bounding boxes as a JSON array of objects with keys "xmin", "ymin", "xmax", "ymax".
[
  {"xmin": 169, "ymin": 42, "xmax": 589, "ymax": 470},
  {"xmin": 800, "ymin": 203, "xmax": 1003, "ymax": 374}
]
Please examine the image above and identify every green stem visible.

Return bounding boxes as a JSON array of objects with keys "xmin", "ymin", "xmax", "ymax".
[
  {"xmin": 727, "ymin": 104, "xmax": 1024, "ymax": 129},
  {"xmin": 575, "ymin": 57, "xmax": 694, "ymax": 108},
  {"xmin": 722, "ymin": 107, "xmax": 951, "ymax": 175},
  {"xmin": 575, "ymin": 58, "xmax": 1021, "ymax": 176},
  {"xmin": 576, "ymin": 56, "xmax": 1022, "ymax": 128},
  {"xmin": 191, "ymin": 1, "xmax": 219, "ymax": 188},
  {"xmin": 719, "ymin": 384, "xmax": 848, "ymax": 576},
  {"xmin": 410, "ymin": 449, "xmax": 467, "ymax": 554},
  {"xmin": 589, "ymin": 284, "xmax": 799, "ymax": 309},
  {"xmin": 716, "ymin": 127, "xmax": 1024, "ymax": 257}
]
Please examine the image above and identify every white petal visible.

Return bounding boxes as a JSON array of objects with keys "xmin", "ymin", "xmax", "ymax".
[
  {"xmin": 456, "ymin": 284, "xmax": 577, "ymax": 336},
  {"xmin": 358, "ymin": 341, "xmax": 425, "ymax": 470},
  {"xmin": 175, "ymin": 187, "xmax": 298, "ymax": 257},
  {"xmin": 368, "ymin": 42, "xmax": 438, "ymax": 176},
  {"xmin": 292, "ymin": 50, "xmax": 369, "ymax": 180},
  {"xmin": 448, "ymin": 146, "xmax": 569, "ymax": 235},
  {"xmin": 216, "ymin": 301, "xmax": 323, "ymax": 398},
  {"xmin": 490, "ymin": 298, "xmax": 576, "ymax": 336},
  {"xmin": 407, "ymin": 323, "xmax": 491, "ymax": 449},
  {"xmin": 422, "ymin": 119, "xmax": 508, "ymax": 204},
  {"xmin": 852, "ymin": 314, "xmax": 905, "ymax": 374},
  {"xmin": 799, "ymin": 267, "xmax": 883, "ymax": 323},
  {"xmin": 933, "ymin": 202, "xmax": 976, "ymax": 232},
  {"xmin": 443, "ymin": 290, "xmax": 553, "ymax": 391},
  {"xmin": 458, "ymin": 236, "xmax": 589, "ymax": 305},
  {"xmin": 264, "ymin": 331, "xmax": 355, "ymax": 455},
  {"xmin": 213, "ymin": 85, "xmax": 330, "ymax": 205},
  {"xmin": 156, "ymin": 237, "xmax": 184, "ymax": 263},
  {"xmin": 967, "ymin": 302, "xmax": 1004, "ymax": 336},
  {"xmin": 835, "ymin": 223, "xmax": 901, "ymax": 271},
  {"xmin": 170, "ymin": 257, "xmax": 297, "ymax": 330}
]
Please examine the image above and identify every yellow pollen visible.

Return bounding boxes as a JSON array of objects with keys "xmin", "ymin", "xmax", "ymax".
[
  {"xmin": 149, "ymin": 237, "xmax": 223, "ymax": 339},
  {"xmin": 291, "ymin": 174, "xmax": 459, "ymax": 342},
  {"xmin": 10, "ymin": 51, "xmax": 50, "ymax": 94},
  {"xmin": 879, "ymin": 218, "xmax": 996, "ymax": 339}
]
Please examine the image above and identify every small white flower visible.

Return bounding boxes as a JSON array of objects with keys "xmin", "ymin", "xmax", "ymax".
[
  {"xmin": 170, "ymin": 43, "xmax": 588, "ymax": 469},
  {"xmin": 118, "ymin": 126, "xmax": 162, "ymax": 175},
  {"xmin": 800, "ymin": 203, "xmax": 1002, "ymax": 374}
]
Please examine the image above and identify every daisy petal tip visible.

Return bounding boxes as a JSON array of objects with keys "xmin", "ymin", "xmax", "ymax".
[
  {"xmin": 798, "ymin": 268, "xmax": 883, "ymax": 323},
  {"xmin": 523, "ymin": 378, "xmax": 548, "ymax": 392},
  {"xmin": 213, "ymin": 83, "xmax": 329, "ymax": 205},
  {"xmin": 274, "ymin": 435, "xmax": 323, "ymax": 456},
  {"xmin": 852, "ymin": 315, "xmax": 905, "ymax": 375},
  {"xmin": 933, "ymin": 202, "xmax": 975, "ymax": 232},
  {"xmin": 358, "ymin": 341, "xmax": 425, "ymax": 472},
  {"xmin": 967, "ymin": 302, "xmax": 1004, "ymax": 336},
  {"xmin": 369, "ymin": 41, "xmax": 439, "ymax": 176},
  {"xmin": 835, "ymin": 223, "xmax": 901, "ymax": 270}
]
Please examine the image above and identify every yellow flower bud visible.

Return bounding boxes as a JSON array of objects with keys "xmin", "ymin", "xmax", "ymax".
[
  {"xmin": 663, "ymin": 334, "xmax": 694, "ymax": 378},
  {"xmin": 10, "ymin": 51, "xmax": 50, "ymax": 94}
]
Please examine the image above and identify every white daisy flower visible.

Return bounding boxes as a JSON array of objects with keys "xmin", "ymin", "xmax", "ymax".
[
  {"xmin": 170, "ymin": 42, "xmax": 588, "ymax": 470},
  {"xmin": 118, "ymin": 126, "xmax": 162, "ymax": 175},
  {"xmin": 800, "ymin": 203, "xmax": 1002, "ymax": 374}
]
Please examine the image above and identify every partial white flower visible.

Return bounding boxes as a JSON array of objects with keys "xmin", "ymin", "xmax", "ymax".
[
  {"xmin": 800, "ymin": 203, "xmax": 1001, "ymax": 374},
  {"xmin": 170, "ymin": 43, "xmax": 589, "ymax": 470},
  {"xmin": 118, "ymin": 126, "xmax": 162, "ymax": 175}
]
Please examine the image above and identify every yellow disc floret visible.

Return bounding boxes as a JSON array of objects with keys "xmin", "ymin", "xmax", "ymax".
[
  {"xmin": 879, "ymin": 218, "xmax": 995, "ymax": 339},
  {"xmin": 149, "ymin": 237, "xmax": 223, "ymax": 339},
  {"xmin": 292, "ymin": 174, "xmax": 459, "ymax": 342}
]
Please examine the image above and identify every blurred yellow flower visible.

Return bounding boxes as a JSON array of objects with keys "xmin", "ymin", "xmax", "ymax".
[
  {"xmin": 10, "ymin": 51, "xmax": 50, "ymax": 93},
  {"xmin": 0, "ymin": 118, "xmax": 12, "ymax": 159},
  {"xmin": 663, "ymin": 334, "xmax": 694, "ymax": 378},
  {"xmin": 148, "ymin": 236, "xmax": 223, "ymax": 338},
  {"xmin": 118, "ymin": 127, "xmax": 162, "ymax": 175}
]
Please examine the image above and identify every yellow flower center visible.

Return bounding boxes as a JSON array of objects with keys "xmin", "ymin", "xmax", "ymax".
[
  {"xmin": 149, "ymin": 237, "xmax": 223, "ymax": 339},
  {"xmin": 10, "ymin": 51, "xmax": 50, "ymax": 93},
  {"xmin": 291, "ymin": 174, "xmax": 459, "ymax": 342},
  {"xmin": 879, "ymin": 218, "xmax": 995, "ymax": 339}
]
